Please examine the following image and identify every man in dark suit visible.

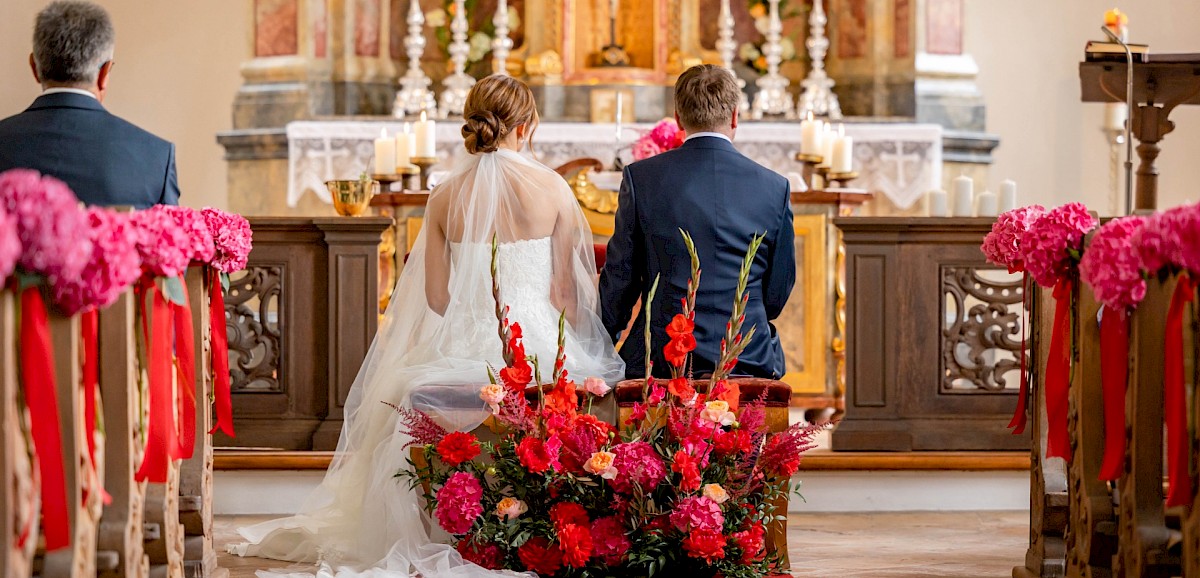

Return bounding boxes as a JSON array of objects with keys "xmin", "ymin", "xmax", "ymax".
[
  {"xmin": 0, "ymin": 0, "xmax": 180, "ymax": 208},
  {"xmin": 600, "ymin": 64, "xmax": 796, "ymax": 379}
]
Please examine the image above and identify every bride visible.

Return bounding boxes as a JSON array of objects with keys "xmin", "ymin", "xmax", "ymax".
[{"xmin": 228, "ymin": 75, "xmax": 626, "ymax": 576}]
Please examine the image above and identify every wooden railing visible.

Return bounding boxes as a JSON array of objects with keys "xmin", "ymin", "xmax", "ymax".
[
  {"xmin": 0, "ymin": 266, "xmax": 222, "ymax": 578},
  {"xmin": 1016, "ymin": 275, "xmax": 1199, "ymax": 577}
]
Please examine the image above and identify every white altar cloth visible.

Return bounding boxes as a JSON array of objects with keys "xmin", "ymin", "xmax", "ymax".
[{"xmin": 286, "ymin": 121, "xmax": 942, "ymax": 209}]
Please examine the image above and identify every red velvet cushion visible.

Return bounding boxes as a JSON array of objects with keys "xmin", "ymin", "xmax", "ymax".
[{"xmin": 614, "ymin": 378, "xmax": 791, "ymax": 407}]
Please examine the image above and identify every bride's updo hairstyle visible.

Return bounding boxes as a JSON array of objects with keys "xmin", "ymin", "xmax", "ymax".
[{"xmin": 461, "ymin": 74, "xmax": 539, "ymax": 154}]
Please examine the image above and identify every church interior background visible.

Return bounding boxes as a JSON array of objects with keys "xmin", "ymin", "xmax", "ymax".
[{"xmin": 2, "ymin": 0, "xmax": 1200, "ymax": 576}]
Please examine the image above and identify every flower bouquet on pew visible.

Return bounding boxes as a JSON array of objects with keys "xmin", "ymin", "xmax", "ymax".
[{"xmin": 393, "ymin": 232, "xmax": 821, "ymax": 577}]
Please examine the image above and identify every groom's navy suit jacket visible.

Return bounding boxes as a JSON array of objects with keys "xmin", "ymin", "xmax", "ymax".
[
  {"xmin": 600, "ymin": 135, "xmax": 796, "ymax": 379},
  {"xmin": 0, "ymin": 92, "xmax": 180, "ymax": 208}
]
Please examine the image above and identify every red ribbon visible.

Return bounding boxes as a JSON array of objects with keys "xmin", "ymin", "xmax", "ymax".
[
  {"xmin": 208, "ymin": 268, "xmax": 235, "ymax": 437},
  {"xmin": 1098, "ymin": 306, "xmax": 1130, "ymax": 481},
  {"xmin": 135, "ymin": 283, "xmax": 179, "ymax": 483},
  {"xmin": 172, "ymin": 284, "xmax": 196, "ymax": 460},
  {"xmin": 1008, "ymin": 273, "xmax": 1031, "ymax": 434},
  {"xmin": 1044, "ymin": 278, "xmax": 1073, "ymax": 460},
  {"xmin": 19, "ymin": 287, "xmax": 70, "ymax": 551},
  {"xmin": 80, "ymin": 310, "xmax": 111, "ymax": 505},
  {"xmin": 1164, "ymin": 274, "xmax": 1196, "ymax": 507}
]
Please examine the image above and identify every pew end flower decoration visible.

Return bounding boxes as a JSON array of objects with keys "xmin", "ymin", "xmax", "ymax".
[
  {"xmin": 394, "ymin": 232, "xmax": 820, "ymax": 577},
  {"xmin": 632, "ymin": 118, "xmax": 686, "ymax": 161}
]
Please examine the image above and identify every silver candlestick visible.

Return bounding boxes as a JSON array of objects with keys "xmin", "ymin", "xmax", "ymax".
[
  {"xmin": 394, "ymin": 0, "xmax": 435, "ymax": 117},
  {"xmin": 796, "ymin": 0, "xmax": 841, "ymax": 119},
  {"xmin": 750, "ymin": 0, "xmax": 794, "ymax": 119},
  {"xmin": 1103, "ymin": 125, "xmax": 1125, "ymax": 216},
  {"xmin": 438, "ymin": 0, "xmax": 474, "ymax": 117},
  {"xmin": 716, "ymin": 0, "xmax": 749, "ymax": 114},
  {"xmin": 491, "ymin": 0, "xmax": 513, "ymax": 75}
]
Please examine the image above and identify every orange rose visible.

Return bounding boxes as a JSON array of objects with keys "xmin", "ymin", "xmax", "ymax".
[
  {"xmin": 583, "ymin": 451, "xmax": 618, "ymax": 480},
  {"xmin": 495, "ymin": 497, "xmax": 528, "ymax": 520},
  {"xmin": 703, "ymin": 483, "xmax": 730, "ymax": 504}
]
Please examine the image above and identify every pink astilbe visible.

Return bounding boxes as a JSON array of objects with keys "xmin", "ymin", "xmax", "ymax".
[
  {"xmin": 202, "ymin": 207, "xmax": 253, "ymax": 273},
  {"xmin": 384, "ymin": 401, "xmax": 449, "ymax": 449},
  {"xmin": 1020, "ymin": 202, "xmax": 1098, "ymax": 288},
  {"xmin": 981, "ymin": 205, "xmax": 1046, "ymax": 273},
  {"xmin": 0, "ymin": 169, "xmax": 90, "ymax": 284},
  {"xmin": 1079, "ymin": 216, "xmax": 1148, "ymax": 312},
  {"xmin": 131, "ymin": 206, "xmax": 191, "ymax": 278},
  {"xmin": 160, "ymin": 206, "xmax": 215, "ymax": 263},
  {"xmin": 491, "ymin": 387, "xmax": 535, "ymax": 433},
  {"xmin": 0, "ymin": 207, "xmax": 18, "ymax": 281},
  {"xmin": 435, "ymin": 471, "xmax": 484, "ymax": 535},
  {"xmin": 758, "ymin": 422, "xmax": 824, "ymax": 479},
  {"xmin": 53, "ymin": 208, "xmax": 142, "ymax": 315}
]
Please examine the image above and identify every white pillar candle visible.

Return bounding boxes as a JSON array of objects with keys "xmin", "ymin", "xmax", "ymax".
[
  {"xmin": 800, "ymin": 112, "xmax": 820, "ymax": 156},
  {"xmin": 374, "ymin": 128, "xmax": 396, "ymax": 174},
  {"xmin": 952, "ymin": 175, "xmax": 973, "ymax": 217},
  {"xmin": 999, "ymin": 179, "xmax": 1017, "ymax": 212},
  {"xmin": 831, "ymin": 125, "xmax": 853, "ymax": 173},
  {"xmin": 976, "ymin": 190, "xmax": 999, "ymax": 217},
  {"xmin": 1104, "ymin": 103, "xmax": 1127, "ymax": 131},
  {"xmin": 414, "ymin": 111, "xmax": 437, "ymax": 158},
  {"xmin": 818, "ymin": 122, "xmax": 834, "ymax": 168},
  {"xmin": 927, "ymin": 190, "xmax": 948, "ymax": 217},
  {"xmin": 395, "ymin": 123, "xmax": 413, "ymax": 168}
]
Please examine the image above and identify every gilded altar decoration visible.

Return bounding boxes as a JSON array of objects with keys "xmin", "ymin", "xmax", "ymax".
[{"xmin": 567, "ymin": 167, "xmax": 619, "ymax": 214}]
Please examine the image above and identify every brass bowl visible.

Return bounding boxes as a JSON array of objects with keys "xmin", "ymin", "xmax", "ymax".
[{"xmin": 326, "ymin": 179, "xmax": 380, "ymax": 216}]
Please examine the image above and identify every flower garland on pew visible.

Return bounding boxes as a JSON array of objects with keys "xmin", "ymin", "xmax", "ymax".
[{"xmin": 395, "ymin": 232, "xmax": 821, "ymax": 577}]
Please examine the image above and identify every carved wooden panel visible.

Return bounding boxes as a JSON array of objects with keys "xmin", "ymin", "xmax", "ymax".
[
  {"xmin": 940, "ymin": 266, "xmax": 1026, "ymax": 394},
  {"xmin": 226, "ymin": 265, "xmax": 283, "ymax": 393}
]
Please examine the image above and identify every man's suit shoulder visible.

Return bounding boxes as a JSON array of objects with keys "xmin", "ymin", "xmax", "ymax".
[{"xmin": 99, "ymin": 112, "xmax": 173, "ymax": 151}]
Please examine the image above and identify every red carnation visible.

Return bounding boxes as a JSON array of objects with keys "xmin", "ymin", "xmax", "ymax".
[
  {"xmin": 517, "ymin": 536, "xmax": 563, "ymax": 575},
  {"xmin": 732, "ymin": 521, "xmax": 766, "ymax": 563},
  {"xmin": 672, "ymin": 449, "xmax": 702, "ymax": 492},
  {"xmin": 683, "ymin": 527, "xmax": 727, "ymax": 562},
  {"xmin": 456, "ymin": 538, "xmax": 504, "ymax": 569},
  {"xmin": 714, "ymin": 429, "xmax": 752, "ymax": 457},
  {"xmin": 549, "ymin": 502, "xmax": 590, "ymax": 534},
  {"xmin": 436, "ymin": 431, "xmax": 480, "ymax": 467},
  {"xmin": 517, "ymin": 436, "xmax": 562, "ymax": 474},
  {"xmin": 666, "ymin": 313, "xmax": 695, "ymax": 338},
  {"xmin": 558, "ymin": 523, "xmax": 593, "ymax": 567}
]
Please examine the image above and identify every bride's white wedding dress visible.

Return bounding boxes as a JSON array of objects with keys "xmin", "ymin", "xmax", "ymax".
[{"xmin": 227, "ymin": 149, "xmax": 625, "ymax": 577}]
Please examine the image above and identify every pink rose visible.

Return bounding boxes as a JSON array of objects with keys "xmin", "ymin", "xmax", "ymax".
[
  {"xmin": 494, "ymin": 497, "xmax": 528, "ymax": 521},
  {"xmin": 583, "ymin": 377, "xmax": 611, "ymax": 396},
  {"xmin": 479, "ymin": 383, "xmax": 506, "ymax": 414}
]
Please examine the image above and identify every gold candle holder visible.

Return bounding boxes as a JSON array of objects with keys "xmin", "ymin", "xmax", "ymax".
[
  {"xmin": 826, "ymin": 170, "xmax": 859, "ymax": 189},
  {"xmin": 326, "ymin": 178, "xmax": 380, "ymax": 216},
  {"xmin": 411, "ymin": 156, "xmax": 438, "ymax": 191},
  {"xmin": 372, "ymin": 164, "xmax": 421, "ymax": 192},
  {"xmin": 794, "ymin": 152, "xmax": 824, "ymax": 190}
]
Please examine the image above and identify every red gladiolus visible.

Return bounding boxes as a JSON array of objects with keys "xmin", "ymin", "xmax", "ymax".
[
  {"xmin": 517, "ymin": 536, "xmax": 563, "ymax": 575},
  {"xmin": 666, "ymin": 313, "xmax": 695, "ymax": 338},
  {"xmin": 664, "ymin": 337, "xmax": 694, "ymax": 367},
  {"xmin": 713, "ymin": 380, "xmax": 741, "ymax": 412},
  {"xmin": 672, "ymin": 449, "xmax": 702, "ymax": 492},
  {"xmin": 545, "ymin": 376, "xmax": 579, "ymax": 416},
  {"xmin": 499, "ymin": 364, "xmax": 532, "ymax": 393},
  {"xmin": 668, "ymin": 376, "xmax": 695, "ymax": 400},
  {"xmin": 682, "ymin": 527, "xmax": 727, "ymax": 562}
]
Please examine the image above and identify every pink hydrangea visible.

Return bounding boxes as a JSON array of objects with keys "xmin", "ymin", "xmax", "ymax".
[
  {"xmin": 0, "ymin": 169, "xmax": 91, "ymax": 284},
  {"xmin": 981, "ymin": 205, "xmax": 1046, "ymax": 273},
  {"xmin": 0, "ymin": 207, "xmax": 18, "ymax": 282},
  {"xmin": 631, "ymin": 119, "xmax": 685, "ymax": 161},
  {"xmin": 435, "ymin": 471, "xmax": 484, "ymax": 535},
  {"xmin": 608, "ymin": 441, "xmax": 667, "ymax": 494},
  {"xmin": 202, "ymin": 208, "xmax": 253, "ymax": 273},
  {"xmin": 1135, "ymin": 202, "xmax": 1200, "ymax": 274},
  {"xmin": 53, "ymin": 208, "xmax": 142, "ymax": 315},
  {"xmin": 160, "ymin": 206, "xmax": 214, "ymax": 263},
  {"xmin": 1079, "ymin": 216, "xmax": 1148, "ymax": 312},
  {"xmin": 1019, "ymin": 202, "xmax": 1099, "ymax": 288},
  {"xmin": 631, "ymin": 138, "xmax": 664, "ymax": 161},
  {"xmin": 589, "ymin": 516, "xmax": 632, "ymax": 566},
  {"xmin": 669, "ymin": 495, "xmax": 725, "ymax": 533},
  {"xmin": 131, "ymin": 206, "xmax": 191, "ymax": 278}
]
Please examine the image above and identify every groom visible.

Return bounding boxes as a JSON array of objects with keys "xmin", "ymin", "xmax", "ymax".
[{"xmin": 600, "ymin": 64, "xmax": 796, "ymax": 380}]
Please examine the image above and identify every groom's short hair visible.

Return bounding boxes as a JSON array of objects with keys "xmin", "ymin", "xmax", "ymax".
[
  {"xmin": 33, "ymin": 0, "xmax": 115, "ymax": 85},
  {"xmin": 674, "ymin": 64, "xmax": 740, "ymax": 132}
]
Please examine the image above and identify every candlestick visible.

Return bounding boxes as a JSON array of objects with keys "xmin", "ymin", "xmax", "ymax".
[
  {"xmin": 438, "ymin": 0, "xmax": 475, "ymax": 118},
  {"xmin": 394, "ymin": 0, "xmax": 435, "ymax": 117},
  {"xmin": 414, "ymin": 111, "xmax": 436, "ymax": 158},
  {"xmin": 976, "ymin": 191, "xmax": 999, "ymax": 217},
  {"xmin": 927, "ymin": 190, "xmax": 948, "ymax": 217},
  {"xmin": 395, "ymin": 123, "xmax": 413, "ymax": 168},
  {"xmin": 492, "ymin": 0, "xmax": 513, "ymax": 75},
  {"xmin": 716, "ymin": 0, "xmax": 750, "ymax": 113},
  {"xmin": 999, "ymin": 180, "xmax": 1017, "ymax": 212},
  {"xmin": 795, "ymin": 0, "xmax": 842, "ymax": 119},
  {"xmin": 830, "ymin": 124, "xmax": 853, "ymax": 173},
  {"xmin": 750, "ymin": 0, "xmax": 794, "ymax": 118},
  {"xmin": 411, "ymin": 156, "xmax": 439, "ymax": 191},
  {"xmin": 952, "ymin": 175, "xmax": 974, "ymax": 217},
  {"xmin": 374, "ymin": 129, "xmax": 397, "ymax": 175}
]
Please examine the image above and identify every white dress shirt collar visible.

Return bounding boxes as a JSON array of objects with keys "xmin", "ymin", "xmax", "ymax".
[
  {"xmin": 41, "ymin": 87, "xmax": 98, "ymax": 99},
  {"xmin": 684, "ymin": 131, "xmax": 732, "ymax": 143}
]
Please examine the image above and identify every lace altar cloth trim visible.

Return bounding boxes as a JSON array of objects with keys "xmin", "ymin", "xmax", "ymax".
[{"xmin": 286, "ymin": 121, "xmax": 943, "ymax": 209}]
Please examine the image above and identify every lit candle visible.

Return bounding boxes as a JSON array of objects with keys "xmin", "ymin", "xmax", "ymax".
[
  {"xmin": 976, "ymin": 190, "xmax": 999, "ymax": 217},
  {"xmin": 952, "ymin": 175, "xmax": 973, "ymax": 217},
  {"xmin": 395, "ymin": 123, "xmax": 412, "ymax": 168},
  {"xmin": 831, "ymin": 124, "xmax": 853, "ymax": 173},
  {"xmin": 1104, "ymin": 8, "xmax": 1128, "ymax": 42},
  {"xmin": 800, "ymin": 112, "xmax": 820, "ymax": 157},
  {"xmin": 1104, "ymin": 103, "xmax": 1127, "ymax": 131},
  {"xmin": 1000, "ymin": 179, "xmax": 1018, "ymax": 212},
  {"xmin": 818, "ymin": 122, "xmax": 834, "ymax": 168},
  {"xmin": 927, "ymin": 190, "xmax": 948, "ymax": 217},
  {"xmin": 615, "ymin": 92, "xmax": 623, "ymax": 140},
  {"xmin": 414, "ymin": 111, "xmax": 436, "ymax": 158},
  {"xmin": 374, "ymin": 128, "xmax": 396, "ymax": 175}
]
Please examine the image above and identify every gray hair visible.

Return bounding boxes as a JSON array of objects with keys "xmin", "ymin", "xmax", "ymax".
[{"xmin": 33, "ymin": 0, "xmax": 115, "ymax": 85}]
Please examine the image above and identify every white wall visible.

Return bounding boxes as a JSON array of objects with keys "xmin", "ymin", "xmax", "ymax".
[
  {"xmin": 966, "ymin": 0, "xmax": 1200, "ymax": 213},
  {"xmin": 0, "ymin": 0, "xmax": 248, "ymax": 211}
]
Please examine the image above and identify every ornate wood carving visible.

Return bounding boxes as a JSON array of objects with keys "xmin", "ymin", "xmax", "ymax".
[
  {"xmin": 226, "ymin": 265, "xmax": 283, "ymax": 393},
  {"xmin": 0, "ymin": 290, "xmax": 38, "ymax": 578},
  {"xmin": 940, "ymin": 267, "xmax": 1026, "ymax": 393}
]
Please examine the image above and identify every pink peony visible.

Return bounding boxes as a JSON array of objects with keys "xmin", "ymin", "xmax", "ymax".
[
  {"xmin": 160, "ymin": 206, "xmax": 215, "ymax": 263},
  {"xmin": 589, "ymin": 516, "xmax": 631, "ymax": 566},
  {"xmin": 435, "ymin": 471, "xmax": 484, "ymax": 535},
  {"xmin": 202, "ymin": 207, "xmax": 253, "ymax": 273},
  {"xmin": 131, "ymin": 206, "xmax": 191, "ymax": 278},
  {"xmin": 53, "ymin": 208, "xmax": 142, "ymax": 315},
  {"xmin": 608, "ymin": 441, "xmax": 667, "ymax": 494},
  {"xmin": 981, "ymin": 205, "xmax": 1046, "ymax": 273},
  {"xmin": 1020, "ymin": 202, "xmax": 1098, "ymax": 288},
  {"xmin": 0, "ymin": 207, "xmax": 18, "ymax": 282},
  {"xmin": 669, "ymin": 495, "xmax": 725, "ymax": 533},
  {"xmin": 1079, "ymin": 216, "xmax": 1148, "ymax": 312},
  {"xmin": 0, "ymin": 169, "xmax": 91, "ymax": 284}
]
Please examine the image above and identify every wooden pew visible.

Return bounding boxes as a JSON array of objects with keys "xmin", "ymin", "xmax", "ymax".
[
  {"xmin": 97, "ymin": 290, "xmax": 150, "ymax": 578},
  {"xmin": 1, "ymin": 289, "xmax": 38, "ymax": 578},
  {"xmin": 1186, "ymin": 287, "xmax": 1200, "ymax": 577}
]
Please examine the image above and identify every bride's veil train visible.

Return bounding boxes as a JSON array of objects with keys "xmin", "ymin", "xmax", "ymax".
[{"xmin": 228, "ymin": 148, "xmax": 625, "ymax": 577}]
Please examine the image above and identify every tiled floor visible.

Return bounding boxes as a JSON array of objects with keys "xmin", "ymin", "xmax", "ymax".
[{"xmin": 216, "ymin": 511, "xmax": 1028, "ymax": 577}]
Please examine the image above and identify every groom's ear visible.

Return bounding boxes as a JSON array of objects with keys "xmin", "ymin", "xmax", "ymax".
[
  {"xmin": 731, "ymin": 109, "xmax": 739, "ymax": 131},
  {"xmin": 674, "ymin": 112, "xmax": 683, "ymax": 131}
]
